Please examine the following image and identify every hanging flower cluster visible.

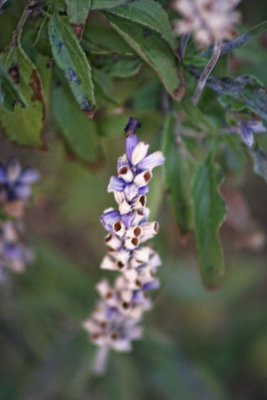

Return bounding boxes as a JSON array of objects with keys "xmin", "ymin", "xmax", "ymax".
[
  {"xmin": 83, "ymin": 118, "xmax": 165, "ymax": 353},
  {"xmin": 0, "ymin": 158, "xmax": 39, "ymax": 282},
  {"xmin": 173, "ymin": 0, "xmax": 241, "ymax": 47}
]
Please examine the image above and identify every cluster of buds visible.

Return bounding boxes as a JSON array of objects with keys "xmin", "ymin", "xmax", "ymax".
[
  {"xmin": 0, "ymin": 158, "xmax": 39, "ymax": 282},
  {"xmin": 173, "ymin": 0, "xmax": 241, "ymax": 47},
  {"xmin": 83, "ymin": 118, "xmax": 165, "ymax": 356}
]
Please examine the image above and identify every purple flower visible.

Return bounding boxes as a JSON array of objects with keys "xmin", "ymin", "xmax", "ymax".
[
  {"xmin": 83, "ymin": 118, "xmax": 164, "ymax": 361},
  {"xmin": 238, "ymin": 120, "xmax": 265, "ymax": 148},
  {"xmin": 0, "ymin": 158, "xmax": 39, "ymax": 202}
]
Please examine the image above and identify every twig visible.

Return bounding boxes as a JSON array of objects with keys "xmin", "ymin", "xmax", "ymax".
[
  {"xmin": 180, "ymin": 33, "xmax": 190, "ymax": 61},
  {"xmin": 192, "ymin": 39, "xmax": 222, "ymax": 105}
]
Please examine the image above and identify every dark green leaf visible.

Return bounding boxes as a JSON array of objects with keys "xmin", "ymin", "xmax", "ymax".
[
  {"xmin": 82, "ymin": 23, "xmax": 133, "ymax": 54},
  {"xmin": 163, "ymin": 113, "xmax": 193, "ymax": 236},
  {"xmin": 104, "ymin": 13, "xmax": 182, "ymax": 99},
  {"xmin": 51, "ymin": 81, "xmax": 101, "ymax": 164},
  {"xmin": 192, "ymin": 155, "xmax": 226, "ymax": 289},
  {"xmin": 0, "ymin": 66, "xmax": 27, "ymax": 112},
  {"xmin": 0, "ymin": 46, "xmax": 45, "ymax": 147},
  {"xmin": 250, "ymin": 145, "xmax": 267, "ymax": 182},
  {"xmin": 65, "ymin": 0, "xmax": 91, "ymax": 25},
  {"xmin": 107, "ymin": 0, "xmax": 176, "ymax": 49},
  {"xmin": 48, "ymin": 13, "xmax": 95, "ymax": 117},
  {"xmin": 91, "ymin": 0, "xmax": 133, "ymax": 10}
]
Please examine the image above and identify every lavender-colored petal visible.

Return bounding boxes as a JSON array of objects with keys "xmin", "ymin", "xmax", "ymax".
[
  {"xmin": 14, "ymin": 184, "xmax": 32, "ymax": 199},
  {"xmin": 124, "ymin": 183, "xmax": 139, "ymax": 201},
  {"xmin": 132, "ymin": 290, "xmax": 146, "ymax": 303},
  {"xmin": 143, "ymin": 280, "xmax": 160, "ymax": 291},
  {"xmin": 20, "ymin": 168, "xmax": 40, "ymax": 184},
  {"xmin": 100, "ymin": 210, "xmax": 120, "ymax": 232},
  {"xmin": 121, "ymin": 212, "xmax": 135, "ymax": 229},
  {"xmin": 107, "ymin": 306, "xmax": 119, "ymax": 320},
  {"xmin": 0, "ymin": 164, "xmax": 7, "ymax": 183},
  {"xmin": 3, "ymin": 244, "xmax": 22, "ymax": 260},
  {"xmin": 107, "ymin": 176, "xmax": 125, "ymax": 192},
  {"xmin": 138, "ymin": 186, "xmax": 149, "ymax": 195},
  {"xmin": 137, "ymin": 151, "xmax": 165, "ymax": 171},
  {"xmin": 125, "ymin": 134, "xmax": 139, "ymax": 162},
  {"xmin": 246, "ymin": 120, "xmax": 266, "ymax": 134}
]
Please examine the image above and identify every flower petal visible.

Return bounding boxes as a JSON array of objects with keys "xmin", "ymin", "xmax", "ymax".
[
  {"xmin": 126, "ymin": 134, "xmax": 139, "ymax": 162},
  {"xmin": 107, "ymin": 176, "xmax": 125, "ymax": 193},
  {"xmin": 20, "ymin": 168, "xmax": 40, "ymax": 183},
  {"xmin": 0, "ymin": 164, "xmax": 7, "ymax": 183},
  {"xmin": 14, "ymin": 184, "xmax": 32, "ymax": 199},
  {"xmin": 6, "ymin": 158, "xmax": 21, "ymax": 182},
  {"xmin": 137, "ymin": 151, "xmax": 165, "ymax": 171}
]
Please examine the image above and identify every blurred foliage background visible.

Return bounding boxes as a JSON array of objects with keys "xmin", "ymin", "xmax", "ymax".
[{"xmin": 0, "ymin": 0, "xmax": 267, "ymax": 399}]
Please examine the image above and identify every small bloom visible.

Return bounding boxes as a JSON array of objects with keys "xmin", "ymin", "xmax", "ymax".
[
  {"xmin": 173, "ymin": 0, "xmax": 241, "ymax": 47},
  {"xmin": 238, "ymin": 120, "xmax": 265, "ymax": 148},
  {"xmin": 0, "ymin": 157, "xmax": 39, "ymax": 204}
]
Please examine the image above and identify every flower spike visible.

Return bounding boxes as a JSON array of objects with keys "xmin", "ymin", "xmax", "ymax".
[
  {"xmin": 83, "ymin": 118, "xmax": 165, "ymax": 374},
  {"xmin": 0, "ymin": 158, "xmax": 39, "ymax": 282}
]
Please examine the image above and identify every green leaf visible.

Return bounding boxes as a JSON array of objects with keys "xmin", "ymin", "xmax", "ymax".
[
  {"xmin": 163, "ymin": 114, "xmax": 193, "ymax": 236},
  {"xmin": 104, "ymin": 13, "xmax": 182, "ymax": 99},
  {"xmin": 65, "ymin": 0, "xmax": 91, "ymax": 25},
  {"xmin": 92, "ymin": 67, "xmax": 117, "ymax": 105},
  {"xmin": 82, "ymin": 23, "xmax": 133, "ymax": 54},
  {"xmin": 192, "ymin": 156, "xmax": 226, "ymax": 289},
  {"xmin": 107, "ymin": 0, "xmax": 176, "ymax": 49},
  {"xmin": 0, "ymin": 66, "xmax": 27, "ymax": 112},
  {"xmin": 108, "ymin": 56, "xmax": 142, "ymax": 78},
  {"xmin": 51, "ymin": 81, "xmax": 101, "ymax": 164},
  {"xmin": 91, "ymin": 0, "xmax": 133, "ymax": 10},
  {"xmin": 250, "ymin": 145, "xmax": 267, "ymax": 182},
  {"xmin": 0, "ymin": 46, "xmax": 45, "ymax": 147},
  {"xmin": 180, "ymin": 102, "xmax": 217, "ymax": 135},
  {"xmin": 48, "ymin": 13, "xmax": 96, "ymax": 117}
]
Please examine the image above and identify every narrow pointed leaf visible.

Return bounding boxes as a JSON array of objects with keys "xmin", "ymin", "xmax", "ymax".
[
  {"xmin": 104, "ymin": 13, "xmax": 182, "ymax": 99},
  {"xmin": 163, "ymin": 114, "xmax": 193, "ymax": 236},
  {"xmin": 0, "ymin": 46, "xmax": 45, "ymax": 147},
  {"xmin": 48, "ymin": 13, "xmax": 96, "ymax": 117},
  {"xmin": 51, "ymin": 81, "xmax": 101, "ymax": 165},
  {"xmin": 192, "ymin": 156, "xmax": 226, "ymax": 289}
]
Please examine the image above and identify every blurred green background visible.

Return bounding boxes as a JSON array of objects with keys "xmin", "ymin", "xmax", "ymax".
[{"xmin": 0, "ymin": 1, "xmax": 267, "ymax": 399}]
